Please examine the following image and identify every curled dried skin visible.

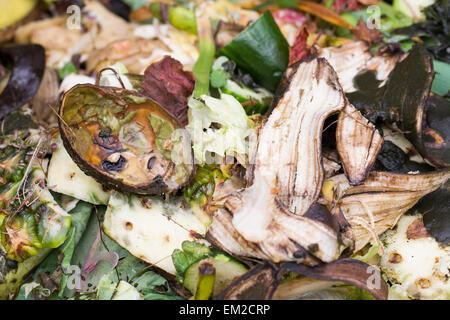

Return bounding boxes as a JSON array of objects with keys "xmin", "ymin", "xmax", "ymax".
[
  {"xmin": 208, "ymin": 57, "xmax": 351, "ymax": 265},
  {"xmin": 324, "ymin": 170, "xmax": 450, "ymax": 251},
  {"xmin": 336, "ymin": 103, "xmax": 383, "ymax": 185}
]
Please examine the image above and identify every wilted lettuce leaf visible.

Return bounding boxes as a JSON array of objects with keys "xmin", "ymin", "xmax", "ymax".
[
  {"xmin": 15, "ymin": 201, "xmax": 93, "ymax": 300},
  {"xmin": 97, "ymin": 256, "xmax": 183, "ymax": 300},
  {"xmin": 186, "ymin": 93, "xmax": 253, "ymax": 164}
]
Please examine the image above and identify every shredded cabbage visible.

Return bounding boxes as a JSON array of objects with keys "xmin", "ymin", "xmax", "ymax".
[{"xmin": 186, "ymin": 93, "xmax": 253, "ymax": 164}]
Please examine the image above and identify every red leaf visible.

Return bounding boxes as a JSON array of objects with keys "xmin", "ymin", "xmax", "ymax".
[
  {"xmin": 289, "ymin": 28, "xmax": 310, "ymax": 66},
  {"xmin": 142, "ymin": 56, "xmax": 195, "ymax": 126}
]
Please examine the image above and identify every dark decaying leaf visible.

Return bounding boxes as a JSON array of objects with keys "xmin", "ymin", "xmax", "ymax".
[
  {"xmin": 373, "ymin": 140, "xmax": 434, "ymax": 173},
  {"xmin": 393, "ymin": 0, "xmax": 449, "ymax": 63},
  {"xmin": 352, "ymin": 19, "xmax": 382, "ymax": 44},
  {"xmin": 142, "ymin": 56, "xmax": 195, "ymax": 127},
  {"xmin": 1, "ymin": 111, "xmax": 38, "ymax": 135},
  {"xmin": 99, "ymin": 0, "xmax": 131, "ymax": 21},
  {"xmin": 411, "ymin": 183, "xmax": 450, "ymax": 245},
  {"xmin": 420, "ymin": 94, "xmax": 450, "ymax": 167},
  {"xmin": 0, "ymin": 44, "xmax": 46, "ymax": 119},
  {"xmin": 216, "ymin": 263, "xmax": 280, "ymax": 300},
  {"xmin": 280, "ymin": 258, "xmax": 389, "ymax": 300}
]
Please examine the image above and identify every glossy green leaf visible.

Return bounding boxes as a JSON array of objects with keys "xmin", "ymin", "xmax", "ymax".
[{"xmin": 219, "ymin": 11, "xmax": 289, "ymax": 92}]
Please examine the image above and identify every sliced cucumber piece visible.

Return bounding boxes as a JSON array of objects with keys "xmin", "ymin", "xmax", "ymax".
[
  {"xmin": 103, "ymin": 192, "xmax": 207, "ymax": 275},
  {"xmin": 193, "ymin": 259, "xmax": 216, "ymax": 300},
  {"xmin": 184, "ymin": 255, "xmax": 248, "ymax": 297},
  {"xmin": 112, "ymin": 281, "xmax": 143, "ymax": 300},
  {"xmin": 47, "ymin": 137, "xmax": 111, "ymax": 205}
]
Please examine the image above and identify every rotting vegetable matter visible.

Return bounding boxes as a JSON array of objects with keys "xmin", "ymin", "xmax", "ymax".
[{"xmin": 58, "ymin": 83, "xmax": 195, "ymax": 195}]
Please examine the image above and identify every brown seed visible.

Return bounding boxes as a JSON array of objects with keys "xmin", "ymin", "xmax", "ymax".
[
  {"xmin": 125, "ymin": 222, "xmax": 133, "ymax": 230},
  {"xmin": 388, "ymin": 252, "xmax": 403, "ymax": 264},
  {"xmin": 141, "ymin": 197, "xmax": 152, "ymax": 209},
  {"xmin": 415, "ymin": 278, "xmax": 431, "ymax": 289}
]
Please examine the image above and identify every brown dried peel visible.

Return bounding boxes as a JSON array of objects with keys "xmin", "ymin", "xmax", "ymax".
[
  {"xmin": 208, "ymin": 57, "xmax": 349, "ymax": 264},
  {"xmin": 325, "ymin": 170, "xmax": 450, "ymax": 252},
  {"xmin": 336, "ymin": 103, "xmax": 383, "ymax": 185}
]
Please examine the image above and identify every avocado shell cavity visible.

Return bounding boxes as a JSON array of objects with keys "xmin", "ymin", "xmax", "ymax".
[{"xmin": 58, "ymin": 84, "xmax": 194, "ymax": 195}]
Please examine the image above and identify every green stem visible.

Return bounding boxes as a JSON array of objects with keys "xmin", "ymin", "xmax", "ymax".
[{"xmin": 192, "ymin": 8, "xmax": 216, "ymax": 98}]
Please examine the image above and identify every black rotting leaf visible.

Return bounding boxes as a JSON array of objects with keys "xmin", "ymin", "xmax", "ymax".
[
  {"xmin": 346, "ymin": 70, "xmax": 382, "ymax": 123},
  {"xmin": 412, "ymin": 184, "xmax": 450, "ymax": 245},
  {"xmin": 421, "ymin": 95, "xmax": 450, "ymax": 167},
  {"xmin": 0, "ymin": 44, "xmax": 46, "ymax": 119},
  {"xmin": 0, "ymin": 110, "xmax": 38, "ymax": 135},
  {"xmin": 393, "ymin": 0, "xmax": 449, "ymax": 63},
  {"xmin": 373, "ymin": 140, "xmax": 434, "ymax": 173}
]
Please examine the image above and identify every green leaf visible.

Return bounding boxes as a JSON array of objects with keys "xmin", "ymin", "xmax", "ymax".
[
  {"xmin": 274, "ymin": 0, "xmax": 298, "ymax": 8},
  {"xmin": 432, "ymin": 60, "xmax": 450, "ymax": 96},
  {"xmin": 58, "ymin": 62, "xmax": 77, "ymax": 80},
  {"xmin": 171, "ymin": 241, "xmax": 211, "ymax": 282},
  {"xmin": 97, "ymin": 256, "xmax": 182, "ymax": 300},
  {"xmin": 210, "ymin": 69, "xmax": 228, "ymax": 88},
  {"xmin": 219, "ymin": 11, "xmax": 289, "ymax": 92},
  {"xmin": 120, "ymin": 0, "xmax": 146, "ymax": 11}
]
